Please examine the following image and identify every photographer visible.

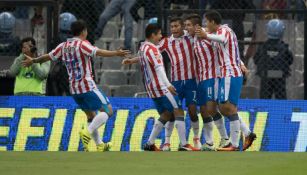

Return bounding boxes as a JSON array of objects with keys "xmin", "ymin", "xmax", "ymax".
[{"xmin": 7, "ymin": 37, "xmax": 50, "ymax": 95}]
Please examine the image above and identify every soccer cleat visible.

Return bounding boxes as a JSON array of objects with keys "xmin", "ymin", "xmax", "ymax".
[
  {"xmin": 219, "ymin": 138, "xmax": 231, "ymax": 148},
  {"xmin": 243, "ymin": 132, "xmax": 257, "ymax": 151},
  {"xmin": 201, "ymin": 143, "xmax": 216, "ymax": 151},
  {"xmin": 143, "ymin": 143, "xmax": 160, "ymax": 151},
  {"xmin": 96, "ymin": 143, "xmax": 105, "ymax": 152},
  {"xmin": 193, "ymin": 138, "xmax": 202, "ymax": 149},
  {"xmin": 161, "ymin": 143, "xmax": 171, "ymax": 151},
  {"xmin": 178, "ymin": 144, "xmax": 200, "ymax": 151},
  {"xmin": 97, "ymin": 142, "xmax": 112, "ymax": 152},
  {"xmin": 79, "ymin": 128, "xmax": 91, "ymax": 152},
  {"xmin": 103, "ymin": 142, "xmax": 112, "ymax": 151},
  {"xmin": 216, "ymin": 144, "xmax": 239, "ymax": 151}
]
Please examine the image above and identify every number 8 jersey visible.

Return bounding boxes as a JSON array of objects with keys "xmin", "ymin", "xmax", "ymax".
[{"xmin": 48, "ymin": 37, "xmax": 97, "ymax": 94}]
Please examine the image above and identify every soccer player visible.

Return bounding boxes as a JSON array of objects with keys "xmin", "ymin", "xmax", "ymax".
[
  {"xmin": 196, "ymin": 10, "xmax": 256, "ymax": 151},
  {"xmin": 122, "ymin": 24, "xmax": 197, "ymax": 151},
  {"xmin": 158, "ymin": 17, "xmax": 200, "ymax": 150},
  {"xmin": 22, "ymin": 20, "xmax": 130, "ymax": 152},
  {"xmin": 185, "ymin": 14, "xmax": 230, "ymax": 151}
]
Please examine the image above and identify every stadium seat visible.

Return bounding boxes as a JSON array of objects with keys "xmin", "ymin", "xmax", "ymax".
[
  {"xmin": 109, "ymin": 39, "xmax": 124, "ymax": 50},
  {"xmin": 100, "ymin": 84, "xmax": 112, "ymax": 96},
  {"xmin": 99, "ymin": 22, "xmax": 119, "ymax": 42},
  {"xmin": 243, "ymin": 21, "xmax": 253, "ymax": 35},
  {"xmin": 101, "ymin": 57, "xmax": 123, "ymax": 70},
  {"xmin": 112, "ymin": 85, "xmax": 139, "ymax": 97},
  {"xmin": 240, "ymin": 86, "xmax": 260, "ymax": 99},
  {"xmin": 100, "ymin": 70, "xmax": 128, "ymax": 86},
  {"xmin": 288, "ymin": 85, "xmax": 304, "ymax": 99},
  {"xmin": 126, "ymin": 70, "xmax": 141, "ymax": 85}
]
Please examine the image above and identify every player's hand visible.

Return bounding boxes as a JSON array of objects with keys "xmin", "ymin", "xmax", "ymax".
[
  {"xmin": 116, "ymin": 49, "xmax": 131, "ymax": 57},
  {"xmin": 22, "ymin": 54, "xmax": 34, "ymax": 67},
  {"xmin": 195, "ymin": 26, "xmax": 207, "ymax": 39},
  {"xmin": 240, "ymin": 63, "xmax": 249, "ymax": 76},
  {"xmin": 122, "ymin": 58, "xmax": 133, "ymax": 65},
  {"xmin": 167, "ymin": 85, "xmax": 177, "ymax": 96}
]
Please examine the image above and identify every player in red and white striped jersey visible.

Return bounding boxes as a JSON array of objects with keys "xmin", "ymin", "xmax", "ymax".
[
  {"xmin": 22, "ymin": 20, "xmax": 130, "ymax": 152},
  {"xmin": 186, "ymin": 14, "xmax": 230, "ymax": 151},
  {"xmin": 158, "ymin": 17, "xmax": 200, "ymax": 150},
  {"xmin": 198, "ymin": 10, "xmax": 256, "ymax": 151},
  {"xmin": 123, "ymin": 24, "xmax": 197, "ymax": 151}
]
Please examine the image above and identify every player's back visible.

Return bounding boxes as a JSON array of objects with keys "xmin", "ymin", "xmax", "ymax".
[
  {"xmin": 138, "ymin": 41, "xmax": 168, "ymax": 98},
  {"xmin": 216, "ymin": 25, "xmax": 242, "ymax": 77},
  {"xmin": 49, "ymin": 37, "xmax": 97, "ymax": 94}
]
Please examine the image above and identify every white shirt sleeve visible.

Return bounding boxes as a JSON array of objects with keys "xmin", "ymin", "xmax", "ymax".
[{"xmin": 155, "ymin": 65, "xmax": 171, "ymax": 87}]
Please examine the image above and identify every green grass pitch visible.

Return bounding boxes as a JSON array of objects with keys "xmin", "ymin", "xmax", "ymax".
[{"xmin": 0, "ymin": 152, "xmax": 306, "ymax": 175}]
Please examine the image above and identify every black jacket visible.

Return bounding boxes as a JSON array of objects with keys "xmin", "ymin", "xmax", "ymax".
[{"xmin": 254, "ymin": 39, "xmax": 293, "ymax": 78}]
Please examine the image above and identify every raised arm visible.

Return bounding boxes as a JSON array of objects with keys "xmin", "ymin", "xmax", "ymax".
[
  {"xmin": 22, "ymin": 54, "xmax": 52, "ymax": 67},
  {"xmin": 96, "ymin": 48, "xmax": 130, "ymax": 57},
  {"xmin": 195, "ymin": 26, "xmax": 226, "ymax": 44},
  {"xmin": 122, "ymin": 56, "xmax": 140, "ymax": 65}
]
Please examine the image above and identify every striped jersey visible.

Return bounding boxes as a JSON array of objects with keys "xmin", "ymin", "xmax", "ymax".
[
  {"xmin": 49, "ymin": 37, "xmax": 97, "ymax": 94},
  {"xmin": 158, "ymin": 31, "xmax": 196, "ymax": 82},
  {"xmin": 215, "ymin": 25, "xmax": 242, "ymax": 77},
  {"xmin": 194, "ymin": 32, "xmax": 220, "ymax": 81},
  {"xmin": 138, "ymin": 41, "xmax": 169, "ymax": 98}
]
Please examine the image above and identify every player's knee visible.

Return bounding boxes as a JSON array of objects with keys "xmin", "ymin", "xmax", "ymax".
[
  {"xmin": 85, "ymin": 111, "xmax": 96, "ymax": 120},
  {"xmin": 219, "ymin": 103, "xmax": 236, "ymax": 116},
  {"xmin": 206, "ymin": 101, "xmax": 217, "ymax": 116},
  {"xmin": 188, "ymin": 104, "xmax": 198, "ymax": 122},
  {"xmin": 173, "ymin": 108, "xmax": 184, "ymax": 117},
  {"xmin": 161, "ymin": 110, "xmax": 173, "ymax": 121}
]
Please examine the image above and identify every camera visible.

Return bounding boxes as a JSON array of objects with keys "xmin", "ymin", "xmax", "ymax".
[{"xmin": 30, "ymin": 45, "xmax": 37, "ymax": 54}]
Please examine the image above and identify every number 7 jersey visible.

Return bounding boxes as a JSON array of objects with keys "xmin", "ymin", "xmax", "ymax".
[{"xmin": 48, "ymin": 37, "xmax": 97, "ymax": 94}]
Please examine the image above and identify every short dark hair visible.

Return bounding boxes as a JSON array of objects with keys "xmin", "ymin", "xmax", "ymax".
[
  {"xmin": 185, "ymin": 14, "xmax": 202, "ymax": 26},
  {"xmin": 71, "ymin": 20, "xmax": 87, "ymax": 36},
  {"xmin": 170, "ymin": 16, "xmax": 183, "ymax": 25},
  {"xmin": 145, "ymin": 24, "xmax": 161, "ymax": 39},
  {"xmin": 205, "ymin": 10, "xmax": 222, "ymax": 25},
  {"xmin": 21, "ymin": 37, "xmax": 36, "ymax": 47}
]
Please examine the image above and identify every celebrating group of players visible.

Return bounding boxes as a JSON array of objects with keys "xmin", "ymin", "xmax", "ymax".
[
  {"xmin": 123, "ymin": 10, "xmax": 256, "ymax": 151},
  {"xmin": 22, "ymin": 10, "xmax": 256, "ymax": 152}
]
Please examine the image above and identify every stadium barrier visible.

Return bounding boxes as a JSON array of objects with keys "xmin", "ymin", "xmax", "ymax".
[{"xmin": 0, "ymin": 96, "xmax": 306, "ymax": 152}]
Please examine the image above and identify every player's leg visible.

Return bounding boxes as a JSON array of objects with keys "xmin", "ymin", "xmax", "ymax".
[
  {"xmin": 210, "ymin": 78, "xmax": 230, "ymax": 148},
  {"xmin": 217, "ymin": 77, "xmax": 256, "ymax": 151},
  {"xmin": 184, "ymin": 79, "xmax": 201, "ymax": 148},
  {"xmin": 216, "ymin": 77, "xmax": 241, "ymax": 151},
  {"xmin": 207, "ymin": 101, "xmax": 230, "ymax": 148},
  {"xmin": 144, "ymin": 95, "xmax": 173, "ymax": 151},
  {"xmin": 163, "ymin": 90, "xmax": 198, "ymax": 151},
  {"xmin": 162, "ymin": 80, "xmax": 183, "ymax": 150},
  {"xmin": 240, "ymin": 116, "xmax": 257, "ymax": 151},
  {"xmin": 145, "ymin": 110, "xmax": 172, "ymax": 151},
  {"xmin": 197, "ymin": 79, "xmax": 215, "ymax": 151},
  {"xmin": 79, "ymin": 89, "xmax": 112, "ymax": 151},
  {"xmin": 162, "ymin": 114, "xmax": 175, "ymax": 151}
]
